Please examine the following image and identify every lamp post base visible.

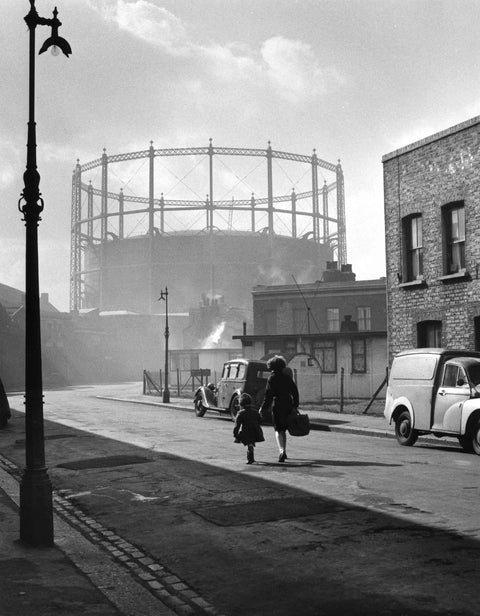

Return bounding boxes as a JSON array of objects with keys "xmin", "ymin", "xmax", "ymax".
[
  {"xmin": 163, "ymin": 388, "xmax": 170, "ymax": 403},
  {"xmin": 20, "ymin": 467, "xmax": 54, "ymax": 547}
]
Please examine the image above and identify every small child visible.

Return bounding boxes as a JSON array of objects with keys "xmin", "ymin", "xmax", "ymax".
[{"xmin": 233, "ymin": 393, "xmax": 265, "ymax": 464}]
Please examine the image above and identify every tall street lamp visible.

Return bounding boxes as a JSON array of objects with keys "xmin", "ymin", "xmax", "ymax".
[
  {"xmin": 159, "ymin": 288, "xmax": 170, "ymax": 403},
  {"xmin": 18, "ymin": 0, "xmax": 71, "ymax": 547}
]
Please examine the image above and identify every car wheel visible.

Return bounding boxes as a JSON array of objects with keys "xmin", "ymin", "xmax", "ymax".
[
  {"xmin": 472, "ymin": 419, "xmax": 480, "ymax": 456},
  {"xmin": 394, "ymin": 410, "xmax": 418, "ymax": 446},
  {"xmin": 458, "ymin": 434, "xmax": 474, "ymax": 453},
  {"xmin": 229, "ymin": 394, "xmax": 240, "ymax": 421},
  {"xmin": 194, "ymin": 395, "xmax": 207, "ymax": 418}
]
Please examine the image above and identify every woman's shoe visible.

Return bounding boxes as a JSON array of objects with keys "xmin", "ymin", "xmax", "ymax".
[{"xmin": 278, "ymin": 452, "xmax": 286, "ymax": 463}]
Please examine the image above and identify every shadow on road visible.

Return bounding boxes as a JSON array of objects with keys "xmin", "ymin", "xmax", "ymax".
[
  {"xmin": 255, "ymin": 459, "xmax": 403, "ymax": 468},
  {"xmin": 1, "ymin": 409, "xmax": 478, "ymax": 616}
]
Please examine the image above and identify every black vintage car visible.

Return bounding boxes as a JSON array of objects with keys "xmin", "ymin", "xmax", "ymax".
[{"xmin": 194, "ymin": 358, "xmax": 269, "ymax": 420}]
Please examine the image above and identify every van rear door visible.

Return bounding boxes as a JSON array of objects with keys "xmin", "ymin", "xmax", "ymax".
[{"xmin": 389, "ymin": 353, "xmax": 438, "ymax": 430}]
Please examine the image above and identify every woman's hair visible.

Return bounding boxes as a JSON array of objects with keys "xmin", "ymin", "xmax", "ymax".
[
  {"xmin": 267, "ymin": 355, "xmax": 287, "ymax": 373},
  {"xmin": 239, "ymin": 393, "xmax": 252, "ymax": 407}
]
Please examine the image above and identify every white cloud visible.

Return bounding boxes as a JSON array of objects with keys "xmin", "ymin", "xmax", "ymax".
[
  {"xmin": 87, "ymin": 2, "xmax": 341, "ymax": 102},
  {"xmin": 88, "ymin": 0, "xmax": 257, "ymax": 77},
  {"xmin": 88, "ymin": 0, "xmax": 190, "ymax": 56},
  {"xmin": 201, "ymin": 43, "xmax": 259, "ymax": 82},
  {"xmin": 261, "ymin": 36, "xmax": 342, "ymax": 104}
]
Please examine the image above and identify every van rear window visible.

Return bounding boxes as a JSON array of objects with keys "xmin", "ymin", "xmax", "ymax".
[{"xmin": 391, "ymin": 354, "xmax": 437, "ymax": 380}]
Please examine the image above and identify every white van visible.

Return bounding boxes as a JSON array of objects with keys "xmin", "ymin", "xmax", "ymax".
[{"xmin": 384, "ymin": 348, "xmax": 480, "ymax": 454}]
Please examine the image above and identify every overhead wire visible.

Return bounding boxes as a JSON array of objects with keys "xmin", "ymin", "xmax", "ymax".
[{"xmin": 291, "ymin": 274, "xmax": 322, "ymax": 334}]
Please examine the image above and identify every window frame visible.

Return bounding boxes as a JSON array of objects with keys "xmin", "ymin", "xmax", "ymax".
[
  {"xmin": 441, "ymin": 364, "xmax": 468, "ymax": 389},
  {"xmin": 417, "ymin": 320, "xmax": 442, "ymax": 348},
  {"xmin": 326, "ymin": 308, "xmax": 340, "ymax": 332},
  {"xmin": 357, "ymin": 306, "xmax": 371, "ymax": 332},
  {"xmin": 312, "ymin": 339, "xmax": 337, "ymax": 373},
  {"xmin": 403, "ymin": 213, "xmax": 424, "ymax": 282},
  {"xmin": 443, "ymin": 202, "xmax": 465, "ymax": 275},
  {"xmin": 351, "ymin": 338, "xmax": 367, "ymax": 373}
]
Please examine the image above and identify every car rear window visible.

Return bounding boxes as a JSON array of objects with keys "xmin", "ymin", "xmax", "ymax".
[
  {"xmin": 225, "ymin": 364, "xmax": 236, "ymax": 379},
  {"xmin": 391, "ymin": 354, "xmax": 438, "ymax": 380},
  {"xmin": 236, "ymin": 364, "xmax": 246, "ymax": 379},
  {"xmin": 256, "ymin": 370, "xmax": 270, "ymax": 380}
]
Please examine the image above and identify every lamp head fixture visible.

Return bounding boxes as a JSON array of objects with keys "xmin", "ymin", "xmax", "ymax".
[{"xmin": 38, "ymin": 7, "xmax": 72, "ymax": 57}]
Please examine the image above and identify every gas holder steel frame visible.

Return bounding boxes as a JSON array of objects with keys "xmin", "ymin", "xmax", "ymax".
[{"xmin": 70, "ymin": 140, "xmax": 347, "ymax": 311}]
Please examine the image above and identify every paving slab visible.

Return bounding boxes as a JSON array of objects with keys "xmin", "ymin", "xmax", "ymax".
[{"xmin": 0, "ymin": 465, "xmax": 124, "ymax": 616}]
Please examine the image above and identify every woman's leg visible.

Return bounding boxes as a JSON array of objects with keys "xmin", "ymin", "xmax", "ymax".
[{"xmin": 275, "ymin": 430, "xmax": 287, "ymax": 461}]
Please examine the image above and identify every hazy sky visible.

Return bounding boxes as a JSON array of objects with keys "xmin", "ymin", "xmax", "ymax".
[{"xmin": 1, "ymin": 0, "xmax": 479, "ymax": 311}]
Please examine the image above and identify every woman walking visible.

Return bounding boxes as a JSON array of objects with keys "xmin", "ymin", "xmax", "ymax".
[{"xmin": 259, "ymin": 355, "xmax": 299, "ymax": 463}]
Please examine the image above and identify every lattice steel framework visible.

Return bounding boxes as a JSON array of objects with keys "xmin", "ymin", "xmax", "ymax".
[{"xmin": 70, "ymin": 141, "xmax": 346, "ymax": 311}]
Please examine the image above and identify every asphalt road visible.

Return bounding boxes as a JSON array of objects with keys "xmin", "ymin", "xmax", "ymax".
[
  {"xmin": 31, "ymin": 384, "xmax": 480, "ymax": 539},
  {"xmin": 5, "ymin": 385, "xmax": 480, "ymax": 616}
]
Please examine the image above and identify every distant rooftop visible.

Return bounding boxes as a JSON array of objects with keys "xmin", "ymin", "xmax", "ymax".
[
  {"xmin": 0, "ymin": 282, "xmax": 24, "ymax": 309},
  {"xmin": 0, "ymin": 284, "xmax": 59, "ymax": 314}
]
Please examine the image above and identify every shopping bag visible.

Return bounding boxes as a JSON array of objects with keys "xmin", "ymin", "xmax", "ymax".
[{"xmin": 287, "ymin": 412, "xmax": 310, "ymax": 436}]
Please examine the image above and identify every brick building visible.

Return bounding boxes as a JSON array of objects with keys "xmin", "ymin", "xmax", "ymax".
[
  {"xmin": 234, "ymin": 263, "xmax": 387, "ymax": 401},
  {"xmin": 0, "ymin": 285, "xmax": 71, "ymax": 388},
  {"xmin": 383, "ymin": 116, "xmax": 480, "ymax": 361}
]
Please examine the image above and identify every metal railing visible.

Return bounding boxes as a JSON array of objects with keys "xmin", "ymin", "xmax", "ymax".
[{"xmin": 143, "ymin": 369, "xmax": 217, "ymax": 398}]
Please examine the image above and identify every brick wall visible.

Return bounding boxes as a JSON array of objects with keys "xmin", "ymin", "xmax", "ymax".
[
  {"xmin": 383, "ymin": 116, "xmax": 480, "ymax": 362},
  {"xmin": 253, "ymin": 280, "xmax": 386, "ymax": 335}
]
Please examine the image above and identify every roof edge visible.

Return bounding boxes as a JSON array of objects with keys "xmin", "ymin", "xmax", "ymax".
[{"xmin": 382, "ymin": 116, "xmax": 480, "ymax": 163}]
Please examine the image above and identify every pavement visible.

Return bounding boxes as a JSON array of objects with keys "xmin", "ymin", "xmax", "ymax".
[{"xmin": 0, "ymin": 384, "xmax": 467, "ymax": 616}]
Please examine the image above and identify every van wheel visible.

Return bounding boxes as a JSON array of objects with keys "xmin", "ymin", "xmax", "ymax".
[
  {"xmin": 458, "ymin": 434, "xmax": 474, "ymax": 453},
  {"xmin": 394, "ymin": 411, "xmax": 418, "ymax": 446},
  {"xmin": 472, "ymin": 419, "xmax": 480, "ymax": 456},
  {"xmin": 194, "ymin": 395, "xmax": 206, "ymax": 417},
  {"xmin": 229, "ymin": 394, "xmax": 240, "ymax": 421}
]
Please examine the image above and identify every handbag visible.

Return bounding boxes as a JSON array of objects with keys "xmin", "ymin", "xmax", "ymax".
[{"xmin": 287, "ymin": 411, "xmax": 310, "ymax": 437}]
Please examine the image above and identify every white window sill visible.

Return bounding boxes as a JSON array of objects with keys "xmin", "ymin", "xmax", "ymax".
[
  {"xmin": 399, "ymin": 277, "xmax": 426, "ymax": 289},
  {"xmin": 438, "ymin": 270, "xmax": 470, "ymax": 283}
]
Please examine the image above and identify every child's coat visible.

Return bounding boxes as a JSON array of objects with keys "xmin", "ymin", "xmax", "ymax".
[{"xmin": 233, "ymin": 407, "xmax": 265, "ymax": 445}]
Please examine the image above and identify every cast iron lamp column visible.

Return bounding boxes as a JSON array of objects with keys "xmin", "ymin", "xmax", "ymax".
[
  {"xmin": 18, "ymin": 0, "xmax": 71, "ymax": 546},
  {"xmin": 159, "ymin": 288, "xmax": 170, "ymax": 403}
]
